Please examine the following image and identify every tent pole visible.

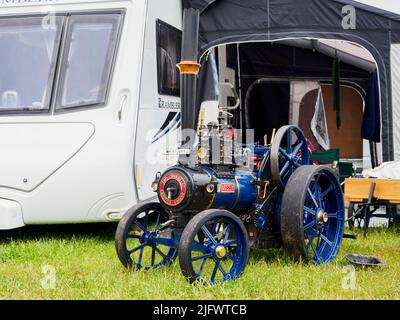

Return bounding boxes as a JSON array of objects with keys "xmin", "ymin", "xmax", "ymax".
[{"xmin": 236, "ymin": 43, "xmax": 243, "ymax": 131}]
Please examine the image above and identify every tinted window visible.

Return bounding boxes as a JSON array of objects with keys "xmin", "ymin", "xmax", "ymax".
[
  {"xmin": 57, "ymin": 14, "xmax": 121, "ymax": 110},
  {"xmin": 0, "ymin": 16, "xmax": 63, "ymax": 113},
  {"xmin": 157, "ymin": 20, "xmax": 182, "ymax": 97}
]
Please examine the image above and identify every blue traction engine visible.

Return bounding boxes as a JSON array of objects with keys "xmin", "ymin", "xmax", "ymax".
[{"xmin": 115, "ymin": 8, "xmax": 345, "ymax": 284}]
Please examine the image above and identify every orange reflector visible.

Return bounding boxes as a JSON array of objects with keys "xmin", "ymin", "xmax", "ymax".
[{"xmin": 177, "ymin": 60, "xmax": 201, "ymax": 75}]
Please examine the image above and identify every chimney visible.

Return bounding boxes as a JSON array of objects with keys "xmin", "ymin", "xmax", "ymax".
[{"xmin": 177, "ymin": 8, "xmax": 201, "ymax": 165}]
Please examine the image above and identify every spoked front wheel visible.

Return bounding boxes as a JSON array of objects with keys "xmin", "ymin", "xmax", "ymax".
[
  {"xmin": 179, "ymin": 210, "xmax": 249, "ymax": 285},
  {"xmin": 115, "ymin": 202, "xmax": 178, "ymax": 271},
  {"xmin": 281, "ymin": 166, "xmax": 345, "ymax": 264}
]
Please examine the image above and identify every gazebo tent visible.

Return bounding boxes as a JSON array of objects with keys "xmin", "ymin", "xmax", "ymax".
[
  {"xmin": 182, "ymin": 0, "xmax": 400, "ymax": 164},
  {"xmin": 223, "ymin": 41, "xmax": 374, "ymax": 153}
]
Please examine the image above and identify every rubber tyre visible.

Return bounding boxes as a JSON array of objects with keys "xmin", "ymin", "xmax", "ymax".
[{"xmin": 280, "ymin": 165, "xmax": 345, "ymax": 263}]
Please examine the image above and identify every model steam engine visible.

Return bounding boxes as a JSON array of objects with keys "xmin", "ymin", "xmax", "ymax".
[
  {"xmin": 156, "ymin": 115, "xmax": 261, "ymax": 229},
  {"xmin": 115, "ymin": 8, "xmax": 345, "ymax": 284}
]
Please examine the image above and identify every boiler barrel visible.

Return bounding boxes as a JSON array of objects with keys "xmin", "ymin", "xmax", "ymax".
[{"xmin": 205, "ymin": 168, "xmax": 259, "ymax": 212}]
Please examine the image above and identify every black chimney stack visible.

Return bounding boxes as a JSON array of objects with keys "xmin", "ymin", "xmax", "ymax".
[{"xmin": 177, "ymin": 8, "xmax": 201, "ymax": 165}]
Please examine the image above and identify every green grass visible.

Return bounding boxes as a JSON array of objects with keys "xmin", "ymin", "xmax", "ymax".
[{"xmin": 0, "ymin": 224, "xmax": 399, "ymax": 300}]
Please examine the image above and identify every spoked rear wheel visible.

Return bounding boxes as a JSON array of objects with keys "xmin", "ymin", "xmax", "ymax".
[
  {"xmin": 281, "ymin": 166, "xmax": 345, "ymax": 264},
  {"xmin": 115, "ymin": 202, "xmax": 177, "ymax": 271},
  {"xmin": 271, "ymin": 125, "xmax": 310, "ymax": 190},
  {"xmin": 179, "ymin": 210, "xmax": 249, "ymax": 285}
]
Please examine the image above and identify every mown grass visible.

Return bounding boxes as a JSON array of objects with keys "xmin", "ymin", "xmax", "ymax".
[{"xmin": 0, "ymin": 224, "xmax": 399, "ymax": 300}]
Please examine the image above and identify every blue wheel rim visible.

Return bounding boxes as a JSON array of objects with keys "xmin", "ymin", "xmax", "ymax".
[
  {"xmin": 124, "ymin": 209, "xmax": 177, "ymax": 270},
  {"xmin": 189, "ymin": 216, "xmax": 248, "ymax": 284},
  {"xmin": 279, "ymin": 132, "xmax": 309, "ymax": 179},
  {"xmin": 302, "ymin": 170, "xmax": 344, "ymax": 264}
]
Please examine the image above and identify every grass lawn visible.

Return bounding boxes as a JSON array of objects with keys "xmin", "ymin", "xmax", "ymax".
[{"xmin": 0, "ymin": 223, "xmax": 399, "ymax": 300}]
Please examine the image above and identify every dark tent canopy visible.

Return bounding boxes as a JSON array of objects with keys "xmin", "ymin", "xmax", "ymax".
[
  {"xmin": 182, "ymin": 0, "xmax": 400, "ymax": 162},
  {"xmin": 233, "ymin": 42, "xmax": 373, "ymax": 146}
]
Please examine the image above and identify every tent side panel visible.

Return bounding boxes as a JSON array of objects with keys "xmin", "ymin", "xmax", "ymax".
[
  {"xmin": 391, "ymin": 22, "xmax": 400, "ymax": 44},
  {"xmin": 391, "ymin": 44, "xmax": 400, "ymax": 161}
]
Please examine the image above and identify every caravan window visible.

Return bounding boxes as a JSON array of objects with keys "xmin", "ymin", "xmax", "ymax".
[
  {"xmin": 157, "ymin": 20, "xmax": 182, "ymax": 97},
  {"xmin": 57, "ymin": 14, "xmax": 121, "ymax": 110},
  {"xmin": 0, "ymin": 16, "xmax": 64, "ymax": 113}
]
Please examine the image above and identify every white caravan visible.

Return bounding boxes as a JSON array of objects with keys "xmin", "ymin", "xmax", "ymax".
[{"xmin": 0, "ymin": 0, "xmax": 183, "ymax": 230}]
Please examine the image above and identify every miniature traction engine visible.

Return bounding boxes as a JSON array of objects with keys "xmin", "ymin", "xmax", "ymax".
[{"xmin": 115, "ymin": 8, "xmax": 345, "ymax": 284}]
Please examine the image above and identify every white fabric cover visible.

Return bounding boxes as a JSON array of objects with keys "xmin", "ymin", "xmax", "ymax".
[
  {"xmin": 311, "ymin": 87, "xmax": 330, "ymax": 150},
  {"xmin": 289, "ymin": 81, "xmax": 319, "ymax": 126},
  {"xmin": 362, "ymin": 161, "xmax": 400, "ymax": 179}
]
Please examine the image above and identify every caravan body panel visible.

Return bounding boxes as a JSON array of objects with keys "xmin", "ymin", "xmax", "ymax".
[{"xmin": 0, "ymin": 0, "xmax": 183, "ymax": 229}]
